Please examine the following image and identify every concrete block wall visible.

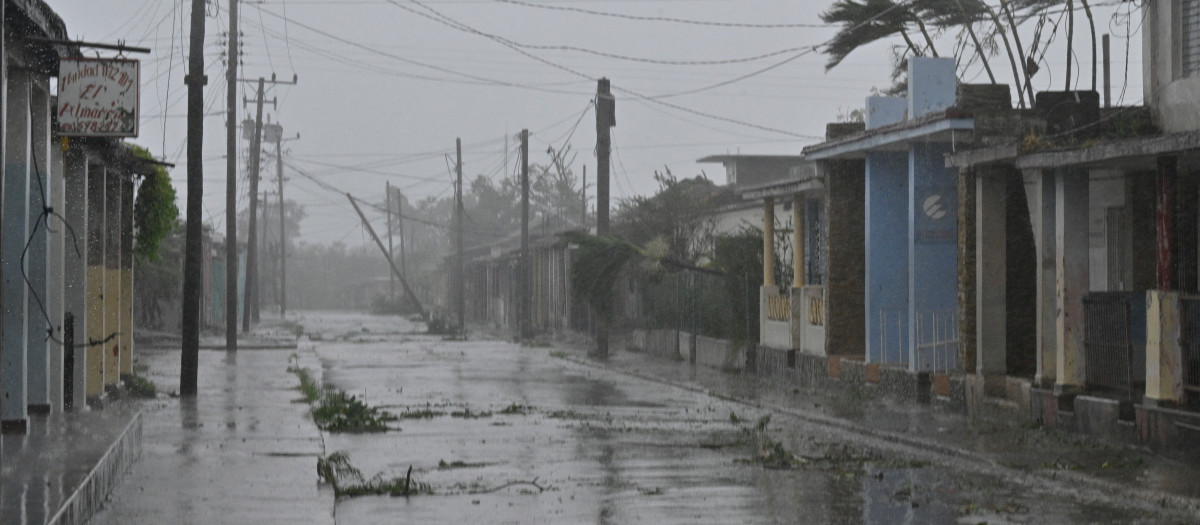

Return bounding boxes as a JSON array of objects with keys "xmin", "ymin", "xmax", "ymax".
[{"xmin": 695, "ymin": 335, "xmax": 744, "ymax": 371}]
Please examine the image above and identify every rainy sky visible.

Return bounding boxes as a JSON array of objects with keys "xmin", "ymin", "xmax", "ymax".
[{"xmin": 54, "ymin": 0, "xmax": 1143, "ymax": 245}]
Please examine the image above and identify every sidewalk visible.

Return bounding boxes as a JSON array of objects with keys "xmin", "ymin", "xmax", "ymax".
[
  {"xmin": 88, "ymin": 331, "xmax": 332, "ymax": 525},
  {"xmin": 0, "ymin": 399, "xmax": 140, "ymax": 525},
  {"xmin": 549, "ymin": 334, "xmax": 1200, "ymax": 516}
]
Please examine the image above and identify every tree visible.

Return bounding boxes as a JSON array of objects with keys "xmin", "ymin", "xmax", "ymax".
[
  {"xmin": 613, "ymin": 168, "xmax": 721, "ymax": 266},
  {"xmin": 130, "ymin": 144, "xmax": 179, "ymax": 262}
]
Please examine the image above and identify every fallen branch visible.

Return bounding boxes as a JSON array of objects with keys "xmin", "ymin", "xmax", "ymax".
[{"xmin": 469, "ymin": 478, "xmax": 548, "ymax": 494}]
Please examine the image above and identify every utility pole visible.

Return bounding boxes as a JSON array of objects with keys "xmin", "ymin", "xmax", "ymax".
[
  {"xmin": 520, "ymin": 129, "xmax": 531, "ymax": 340},
  {"xmin": 276, "ymin": 127, "xmax": 287, "ymax": 316},
  {"xmin": 240, "ymin": 73, "xmax": 296, "ymax": 328},
  {"xmin": 397, "ymin": 190, "xmax": 406, "ymax": 277},
  {"xmin": 581, "ymin": 165, "xmax": 587, "ymax": 228},
  {"xmin": 455, "ymin": 138, "xmax": 465, "ymax": 333},
  {"xmin": 181, "ymin": 0, "xmax": 208, "ymax": 397},
  {"xmin": 224, "ymin": 0, "xmax": 239, "ymax": 352},
  {"xmin": 386, "ymin": 181, "xmax": 395, "ymax": 301},
  {"xmin": 243, "ymin": 78, "xmax": 266, "ymax": 332},
  {"xmin": 594, "ymin": 78, "xmax": 614, "ymax": 357}
]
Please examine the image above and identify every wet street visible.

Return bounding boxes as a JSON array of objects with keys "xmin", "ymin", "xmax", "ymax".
[
  {"xmin": 85, "ymin": 311, "xmax": 1197, "ymax": 524},
  {"xmin": 295, "ymin": 312, "xmax": 1191, "ymax": 524}
]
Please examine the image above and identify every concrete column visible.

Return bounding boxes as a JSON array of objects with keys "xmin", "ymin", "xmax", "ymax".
[
  {"xmin": 1145, "ymin": 290, "xmax": 1183, "ymax": 403},
  {"xmin": 793, "ymin": 194, "xmax": 805, "ymax": 286},
  {"xmin": 120, "ymin": 175, "xmax": 133, "ymax": 375},
  {"xmin": 1055, "ymin": 168, "xmax": 1089, "ymax": 393},
  {"xmin": 763, "ymin": 196, "xmax": 775, "ymax": 287},
  {"xmin": 2, "ymin": 70, "xmax": 31, "ymax": 433},
  {"xmin": 47, "ymin": 125, "xmax": 66, "ymax": 412},
  {"xmin": 26, "ymin": 82, "xmax": 50, "ymax": 413},
  {"xmin": 104, "ymin": 171, "xmax": 122, "ymax": 386},
  {"xmin": 1157, "ymin": 156, "xmax": 1178, "ymax": 291},
  {"xmin": 976, "ymin": 170, "xmax": 1007, "ymax": 394},
  {"xmin": 63, "ymin": 147, "xmax": 87, "ymax": 411},
  {"xmin": 86, "ymin": 164, "xmax": 106, "ymax": 401},
  {"xmin": 1030, "ymin": 170, "xmax": 1058, "ymax": 387}
]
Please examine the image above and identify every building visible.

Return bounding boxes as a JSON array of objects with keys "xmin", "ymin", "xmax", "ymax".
[{"xmin": 2, "ymin": 0, "xmax": 158, "ymax": 431}]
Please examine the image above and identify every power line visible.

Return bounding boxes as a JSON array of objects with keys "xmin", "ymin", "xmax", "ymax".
[
  {"xmin": 393, "ymin": 0, "xmax": 818, "ymax": 138},
  {"xmin": 492, "ymin": 0, "xmax": 829, "ymax": 29}
]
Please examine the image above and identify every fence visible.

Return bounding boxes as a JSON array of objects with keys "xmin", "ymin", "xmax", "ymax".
[
  {"xmin": 623, "ymin": 267, "xmax": 755, "ymax": 345},
  {"xmin": 1180, "ymin": 296, "xmax": 1200, "ymax": 400},
  {"xmin": 915, "ymin": 310, "xmax": 959, "ymax": 373},
  {"xmin": 1082, "ymin": 292, "xmax": 1144, "ymax": 399}
]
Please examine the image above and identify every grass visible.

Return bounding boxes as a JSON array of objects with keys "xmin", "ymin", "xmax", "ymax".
[
  {"xmin": 289, "ymin": 360, "xmax": 396, "ymax": 433},
  {"xmin": 318, "ymin": 452, "xmax": 431, "ymax": 498},
  {"xmin": 119, "ymin": 372, "xmax": 157, "ymax": 398}
]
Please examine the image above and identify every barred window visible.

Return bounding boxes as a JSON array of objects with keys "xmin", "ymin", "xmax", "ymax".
[
  {"xmin": 805, "ymin": 197, "xmax": 827, "ymax": 286},
  {"xmin": 1186, "ymin": 0, "xmax": 1200, "ymax": 77}
]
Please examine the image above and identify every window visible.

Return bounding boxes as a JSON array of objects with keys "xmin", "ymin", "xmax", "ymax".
[
  {"xmin": 805, "ymin": 197, "xmax": 827, "ymax": 286},
  {"xmin": 1185, "ymin": 0, "xmax": 1200, "ymax": 77}
]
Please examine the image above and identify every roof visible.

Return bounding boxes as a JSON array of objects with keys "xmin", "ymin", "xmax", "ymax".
[
  {"xmin": 803, "ymin": 109, "xmax": 974, "ymax": 160},
  {"xmin": 697, "ymin": 154, "xmax": 805, "ymax": 164},
  {"xmin": 946, "ymin": 130, "xmax": 1200, "ymax": 171}
]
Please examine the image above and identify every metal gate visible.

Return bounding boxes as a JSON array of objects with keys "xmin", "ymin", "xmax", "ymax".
[
  {"xmin": 1179, "ymin": 296, "xmax": 1200, "ymax": 402},
  {"xmin": 1082, "ymin": 293, "xmax": 1142, "ymax": 399}
]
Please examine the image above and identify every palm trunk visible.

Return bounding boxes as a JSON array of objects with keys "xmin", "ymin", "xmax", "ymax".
[
  {"xmin": 913, "ymin": 15, "xmax": 939, "ymax": 57},
  {"xmin": 1082, "ymin": 0, "xmax": 1097, "ymax": 91},
  {"xmin": 999, "ymin": 0, "xmax": 1035, "ymax": 104},
  {"xmin": 898, "ymin": 27, "xmax": 922, "ymax": 57},
  {"xmin": 956, "ymin": 0, "xmax": 996, "ymax": 84},
  {"xmin": 982, "ymin": 5, "xmax": 1026, "ymax": 108},
  {"xmin": 1065, "ymin": 0, "xmax": 1075, "ymax": 90}
]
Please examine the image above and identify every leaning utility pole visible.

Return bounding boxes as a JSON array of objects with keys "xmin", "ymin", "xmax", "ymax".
[
  {"xmin": 224, "ymin": 0, "xmax": 239, "ymax": 352},
  {"xmin": 347, "ymin": 194, "xmax": 426, "ymax": 316},
  {"xmin": 243, "ymin": 78, "xmax": 265, "ymax": 332},
  {"xmin": 520, "ymin": 129, "xmax": 531, "ymax": 340},
  {"xmin": 181, "ymin": 0, "xmax": 208, "ymax": 396},
  {"xmin": 386, "ymin": 181, "xmax": 395, "ymax": 301},
  {"xmin": 594, "ymin": 78, "xmax": 614, "ymax": 357},
  {"xmin": 455, "ymin": 138, "xmax": 465, "ymax": 332}
]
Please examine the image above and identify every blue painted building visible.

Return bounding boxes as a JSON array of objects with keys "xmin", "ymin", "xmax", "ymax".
[{"xmin": 805, "ymin": 58, "xmax": 970, "ymax": 372}]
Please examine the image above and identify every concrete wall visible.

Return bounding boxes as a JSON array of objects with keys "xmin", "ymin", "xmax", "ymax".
[
  {"xmin": 1144, "ymin": 0, "xmax": 1200, "ymax": 132},
  {"xmin": 866, "ymin": 151, "xmax": 910, "ymax": 364},
  {"xmin": 695, "ymin": 335, "xmax": 745, "ymax": 371},
  {"xmin": 910, "ymin": 142, "xmax": 959, "ymax": 371}
]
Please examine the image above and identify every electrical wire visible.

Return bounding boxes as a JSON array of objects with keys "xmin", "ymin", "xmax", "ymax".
[{"xmin": 491, "ymin": 0, "xmax": 828, "ymax": 29}]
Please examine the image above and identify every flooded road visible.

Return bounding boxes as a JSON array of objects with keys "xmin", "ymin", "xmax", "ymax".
[{"xmin": 293, "ymin": 312, "xmax": 1187, "ymax": 524}]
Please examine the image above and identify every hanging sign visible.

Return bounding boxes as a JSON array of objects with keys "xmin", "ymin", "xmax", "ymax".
[{"xmin": 57, "ymin": 58, "xmax": 139, "ymax": 137}]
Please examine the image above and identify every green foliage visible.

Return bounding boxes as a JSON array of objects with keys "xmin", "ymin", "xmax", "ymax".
[
  {"xmin": 290, "ymin": 366, "xmax": 396, "ymax": 433},
  {"xmin": 318, "ymin": 452, "xmax": 431, "ymax": 498},
  {"xmin": 119, "ymin": 372, "xmax": 157, "ymax": 398},
  {"xmin": 129, "ymin": 144, "xmax": 178, "ymax": 262},
  {"xmin": 562, "ymin": 232, "xmax": 642, "ymax": 323},
  {"xmin": 613, "ymin": 169, "xmax": 720, "ymax": 265}
]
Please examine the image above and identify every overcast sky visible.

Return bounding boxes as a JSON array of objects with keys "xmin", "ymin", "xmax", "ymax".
[{"xmin": 52, "ymin": 0, "xmax": 1144, "ymax": 246}]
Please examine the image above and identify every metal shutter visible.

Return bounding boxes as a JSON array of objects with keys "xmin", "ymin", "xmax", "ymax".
[{"xmin": 1185, "ymin": 0, "xmax": 1200, "ymax": 77}]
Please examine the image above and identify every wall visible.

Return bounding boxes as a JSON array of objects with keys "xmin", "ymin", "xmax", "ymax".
[
  {"xmin": 1143, "ymin": 0, "xmax": 1200, "ymax": 132},
  {"xmin": 866, "ymin": 151, "xmax": 910, "ymax": 364},
  {"xmin": 910, "ymin": 143, "xmax": 960, "ymax": 371},
  {"xmin": 825, "ymin": 161, "xmax": 865, "ymax": 357}
]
